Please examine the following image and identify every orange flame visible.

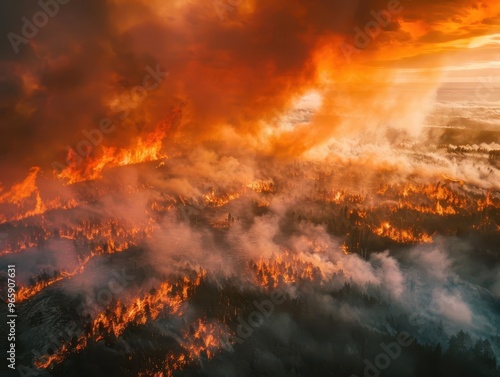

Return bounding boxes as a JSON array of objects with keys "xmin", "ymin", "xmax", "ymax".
[
  {"xmin": 372, "ymin": 221, "xmax": 433, "ymax": 244},
  {"xmin": 15, "ymin": 218, "xmax": 157, "ymax": 300},
  {"xmin": 55, "ymin": 104, "xmax": 184, "ymax": 185},
  {"xmin": 0, "ymin": 167, "xmax": 41, "ymax": 205},
  {"xmin": 251, "ymin": 251, "xmax": 322, "ymax": 288},
  {"xmin": 35, "ymin": 270, "xmax": 205, "ymax": 369}
]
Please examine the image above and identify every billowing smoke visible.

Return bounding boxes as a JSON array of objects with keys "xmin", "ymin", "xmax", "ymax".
[
  {"xmin": 2, "ymin": 0, "xmax": 499, "ymax": 181},
  {"xmin": 0, "ymin": 1, "xmax": 499, "ymax": 376}
]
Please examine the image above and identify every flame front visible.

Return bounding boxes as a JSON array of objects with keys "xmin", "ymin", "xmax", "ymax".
[{"xmin": 34, "ymin": 270, "xmax": 205, "ymax": 369}]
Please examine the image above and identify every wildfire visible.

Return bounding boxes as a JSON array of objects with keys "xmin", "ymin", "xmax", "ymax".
[
  {"xmin": 17, "ymin": 270, "xmax": 74, "ymax": 302},
  {"xmin": 372, "ymin": 221, "xmax": 433, "ymax": 244},
  {"xmin": 441, "ymin": 174, "xmax": 465, "ymax": 185},
  {"xmin": 477, "ymin": 191, "xmax": 496, "ymax": 211},
  {"xmin": 14, "ymin": 218, "xmax": 157, "ymax": 301},
  {"xmin": 395, "ymin": 200, "xmax": 457, "ymax": 216},
  {"xmin": 0, "ymin": 225, "xmax": 52, "ymax": 256},
  {"xmin": 55, "ymin": 104, "xmax": 184, "ymax": 185},
  {"xmin": 255, "ymin": 199, "xmax": 270, "ymax": 208},
  {"xmin": 56, "ymin": 129, "xmax": 167, "ymax": 185},
  {"xmin": 202, "ymin": 190, "xmax": 241, "ymax": 208},
  {"xmin": 0, "ymin": 166, "xmax": 41, "ymax": 205},
  {"xmin": 0, "ymin": 167, "xmax": 79, "ymax": 223},
  {"xmin": 180, "ymin": 319, "xmax": 232, "ymax": 360},
  {"xmin": 35, "ymin": 270, "xmax": 205, "ymax": 370},
  {"xmin": 341, "ymin": 243, "xmax": 350, "ymax": 255},
  {"xmin": 246, "ymin": 179, "xmax": 275, "ymax": 193},
  {"xmin": 251, "ymin": 251, "xmax": 322, "ymax": 288},
  {"xmin": 140, "ymin": 318, "xmax": 233, "ymax": 377},
  {"xmin": 11, "ymin": 196, "xmax": 79, "ymax": 223},
  {"xmin": 1, "ymin": 149, "xmax": 496, "ymax": 376},
  {"xmin": 328, "ymin": 190, "xmax": 366, "ymax": 204},
  {"xmin": 380, "ymin": 182, "xmax": 500, "ymax": 215}
]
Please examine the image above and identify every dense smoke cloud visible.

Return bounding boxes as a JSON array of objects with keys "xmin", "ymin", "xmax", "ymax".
[
  {"xmin": 1, "ymin": 0, "xmax": 499, "ymax": 183},
  {"xmin": 0, "ymin": 1, "xmax": 499, "ymax": 376}
]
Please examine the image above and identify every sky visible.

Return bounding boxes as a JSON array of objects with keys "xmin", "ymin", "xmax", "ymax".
[{"xmin": 0, "ymin": 0, "xmax": 499, "ymax": 184}]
